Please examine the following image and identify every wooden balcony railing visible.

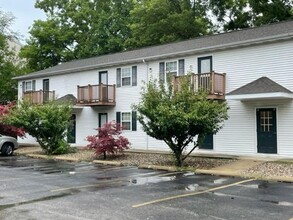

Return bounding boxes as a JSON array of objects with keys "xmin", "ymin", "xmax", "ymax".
[
  {"xmin": 173, "ymin": 71, "xmax": 226, "ymax": 100},
  {"xmin": 77, "ymin": 84, "xmax": 116, "ymax": 106},
  {"xmin": 23, "ymin": 90, "xmax": 55, "ymax": 104}
]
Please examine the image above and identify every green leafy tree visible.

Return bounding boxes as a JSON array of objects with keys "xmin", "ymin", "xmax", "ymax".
[
  {"xmin": 3, "ymin": 101, "xmax": 73, "ymax": 155},
  {"xmin": 133, "ymin": 76, "xmax": 228, "ymax": 166},
  {"xmin": 0, "ymin": 10, "xmax": 24, "ymax": 103},
  {"xmin": 126, "ymin": 0, "xmax": 211, "ymax": 48},
  {"xmin": 249, "ymin": 0, "xmax": 293, "ymax": 26},
  {"xmin": 20, "ymin": 0, "xmax": 133, "ymax": 71},
  {"xmin": 208, "ymin": 0, "xmax": 293, "ymax": 31},
  {"xmin": 208, "ymin": 0, "xmax": 252, "ymax": 30}
]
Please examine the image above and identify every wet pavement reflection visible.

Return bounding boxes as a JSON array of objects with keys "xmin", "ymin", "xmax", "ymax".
[{"xmin": 0, "ymin": 155, "xmax": 292, "ymax": 220}]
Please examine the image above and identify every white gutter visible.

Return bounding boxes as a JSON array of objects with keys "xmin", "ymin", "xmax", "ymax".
[{"xmin": 226, "ymin": 92, "xmax": 293, "ymax": 100}]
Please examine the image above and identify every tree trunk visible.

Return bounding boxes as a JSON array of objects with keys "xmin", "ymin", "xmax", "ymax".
[
  {"xmin": 103, "ymin": 151, "xmax": 106, "ymax": 159},
  {"xmin": 174, "ymin": 149, "xmax": 183, "ymax": 167}
]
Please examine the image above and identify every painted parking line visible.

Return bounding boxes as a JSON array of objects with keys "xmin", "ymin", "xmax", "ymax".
[{"xmin": 133, "ymin": 179, "xmax": 255, "ymax": 208}]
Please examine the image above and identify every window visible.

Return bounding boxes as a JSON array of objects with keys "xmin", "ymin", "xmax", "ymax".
[
  {"xmin": 121, "ymin": 112, "xmax": 131, "ymax": 130},
  {"xmin": 159, "ymin": 59, "xmax": 184, "ymax": 82},
  {"xmin": 260, "ymin": 110, "xmax": 273, "ymax": 132},
  {"xmin": 116, "ymin": 111, "xmax": 137, "ymax": 131},
  {"xmin": 121, "ymin": 67, "xmax": 131, "ymax": 86},
  {"xmin": 166, "ymin": 61, "xmax": 178, "ymax": 76},
  {"xmin": 116, "ymin": 66, "xmax": 137, "ymax": 87},
  {"xmin": 22, "ymin": 80, "xmax": 36, "ymax": 92},
  {"xmin": 25, "ymin": 81, "xmax": 32, "ymax": 91}
]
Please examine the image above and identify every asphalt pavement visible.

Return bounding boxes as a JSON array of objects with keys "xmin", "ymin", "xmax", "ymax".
[{"xmin": 0, "ymin": 155, "xmax": 292, "ymax": 220}]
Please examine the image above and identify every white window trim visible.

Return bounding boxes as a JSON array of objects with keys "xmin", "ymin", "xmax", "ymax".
[
  {"xmin": 121, "ymin": 67, "xmax": 132, "ymax": 87},
  {"xmin": 24, "ymin": 80, "xmax": 33, "ymax": 92},
  {"xmin": 165, "ymin": 60, "xmax": 178, "ymax": 77},
  {"xmin": 121, "ymin": 112, "xmax": 132, "ymax": 131}
]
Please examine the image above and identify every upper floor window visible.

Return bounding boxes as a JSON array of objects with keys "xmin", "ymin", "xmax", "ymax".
[
  {"xmin": 121, "ymin": 67, "xmax": 131, "ymax": 86},
  {"xmin": 159, "ymin": 59, "xmax": 185, "ymax": 82},
  {"xmin": 116, "ymin": 66, "xmax": 137, "ymax": 87},
  {"xmin": 166, "ymin": 61, "xmax": 178, "ymax": 76}
]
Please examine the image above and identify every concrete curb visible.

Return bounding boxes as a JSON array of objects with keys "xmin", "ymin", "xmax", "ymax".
[
  {"xmin": 16, "ymin": 152, "xmax": 293, "ymax": 183},
  {"xmin": 93, "ymin": 160, "xmax": 123, "ymax": 166},
  {"xmin": 18, "ymin": 153, "xmax": 81, "ymax": 162},
  {"xmin": 138, "ymin": 164, "xmax": 179, "ymax": 172}
]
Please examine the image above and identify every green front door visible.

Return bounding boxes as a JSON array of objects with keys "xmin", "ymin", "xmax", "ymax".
[
  {"xmin": 256, "ymin": 108, "xmax": 277, "ymax": 154},
  {"xmin": 68, "ymin": 114, "xmax": 76, "ymax": 144},
  {"xmin": 199, "ymin": 134, "xmax": 213, "ymax": 150}
]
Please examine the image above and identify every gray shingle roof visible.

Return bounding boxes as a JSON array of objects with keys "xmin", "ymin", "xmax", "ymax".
[
  {"xmin": 227, "ymin": 77, "xmax": 293, "ymax": 96},
  {"xmin": 55, "ymin": 94, "xmax": 77, "ymax": 105},
  {"xmin": 15, "ymin": 20, "xmax": 293, "ymax": 80}
]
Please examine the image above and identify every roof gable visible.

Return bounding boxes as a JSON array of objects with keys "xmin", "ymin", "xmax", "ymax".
[{"xmin": 227, "ymin": 77, "xmax": 293, "ymax": 96}]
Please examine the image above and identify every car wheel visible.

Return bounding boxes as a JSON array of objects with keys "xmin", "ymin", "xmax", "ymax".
[{"xmin": 1, "ymin": 143, "xmax": 14, "ymax": 156}]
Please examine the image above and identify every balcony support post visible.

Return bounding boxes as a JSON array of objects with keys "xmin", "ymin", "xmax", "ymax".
[
  {"xmin": 211, "ymin": 71, "xmax": 215, "ymax": 95},
  {"xmin": 99, "ymin": 83, "xmax": 103, "ymax": 102},
  {"xmin": 88, "ymin": 84, "xmax": 92, "ymax": 102}
]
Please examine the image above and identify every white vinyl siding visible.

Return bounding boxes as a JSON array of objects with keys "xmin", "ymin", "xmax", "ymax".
[{"xmin": 17, "ymin": 37, "xmax": 293, "ymax": 157}]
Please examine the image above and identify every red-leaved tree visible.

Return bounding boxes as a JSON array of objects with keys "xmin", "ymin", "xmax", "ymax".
[
  {"xmin": 86, "ymin": 121, "xmax": 130, "ymax": 159},
  {"xmin": 0, "ymin": 103, "xmax": 25, "ymax": 138}
]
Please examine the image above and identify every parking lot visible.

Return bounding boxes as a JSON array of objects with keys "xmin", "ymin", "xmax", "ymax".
[{"xmin": 0, "ymin": 156, "xmax": 292, "ymax": 220}]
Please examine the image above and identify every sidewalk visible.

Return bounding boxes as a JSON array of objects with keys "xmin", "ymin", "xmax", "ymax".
[{"xmin": 194, "ymin": 158, "xmax": 293, "ymax": 183}]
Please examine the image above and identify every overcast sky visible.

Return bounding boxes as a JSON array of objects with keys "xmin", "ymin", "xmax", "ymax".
[{"xmin": 0, "ymin": 0, "xmax": 46, "ymax": 44}]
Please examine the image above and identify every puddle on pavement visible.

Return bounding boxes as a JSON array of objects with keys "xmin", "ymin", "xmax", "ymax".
[
  {"xmin": 96, "ymin": 176, "xmax": 116, "ymax": 180},
  {"xmin": 184, "ymin": 184, "xmax": 200, "ymax": 191},
  {"xmin": 128, "ymin": 176, "xmax": 175, "ymax": 185},
  {"xmin": 213, "ymin": 178, "xmax": 229, "ymax": 184},
  {"xmin": 240, "ymin": 181, "xmax": 269, "ymax": 189},
  {"xmin": 0, "ymin": 191, "xmax": 77, "ymax": 212}
]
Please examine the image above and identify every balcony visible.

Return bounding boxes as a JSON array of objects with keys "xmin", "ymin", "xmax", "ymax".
[
  {"xmin": 173, "ymin": 71, "xmax": 226, "ymax": 100},
  {"xmin": 77, "ymin": 84, "xmax": 116, "ymax": 106},
  {"xmin": 23, "ymin": 90, "xmax": 55, "ymax": 104}
]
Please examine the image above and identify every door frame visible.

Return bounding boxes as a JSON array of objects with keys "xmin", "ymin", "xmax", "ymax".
[
  {"xmin": 255, "ymin": 107, "xmax": 278, "ymax": 154},
  {"xmin": 43, "ymin": 79, "xmax": 50, "ymax": 102},
  {"xmin": 68, "ymin": 114, "xmax": 76, "ymax": 144},
  {"xmin": 99, "ymin": 71, "xmax": 108, "ymax": 85},
  {"xmin": 198, "ymin": 56, "xmax": 213, "ymax": 74},
  {"xmin": 98, "ymin": 113, "xmax": 108, "ymax": 128},
  {"xmin": 199, "ymin": 134, "xmax": 214, "ymax": 150},
  {"xmin": 197, "ymin": 56, "xmax": 214, "ymax": 150}
]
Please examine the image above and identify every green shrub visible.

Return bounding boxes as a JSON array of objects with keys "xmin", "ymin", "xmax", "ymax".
[{"xmin": 4, "ymin": 101, "xmax": 73, "ymax": 155}]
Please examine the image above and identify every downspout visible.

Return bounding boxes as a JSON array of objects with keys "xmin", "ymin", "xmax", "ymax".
[{"xmin": 142, "ymin": 59, "xmax": 149, "ymax": 151}]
